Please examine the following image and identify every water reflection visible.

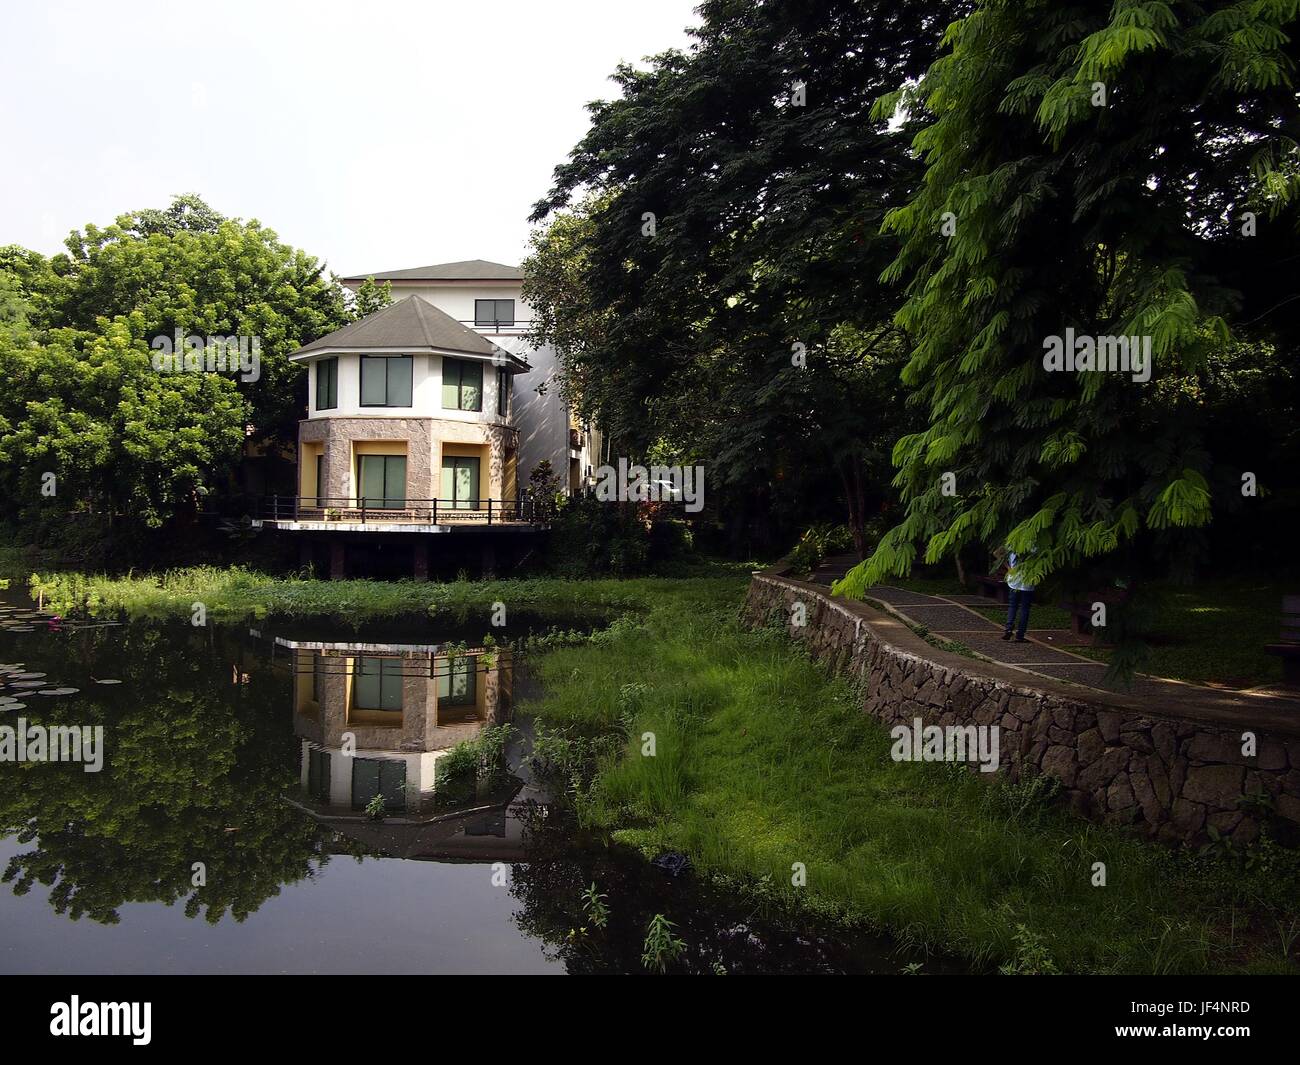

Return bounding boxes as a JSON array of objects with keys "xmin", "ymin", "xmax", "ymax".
[{"xmin": 0, "ymin": 596, "xmax": 959, "ymax": 973}]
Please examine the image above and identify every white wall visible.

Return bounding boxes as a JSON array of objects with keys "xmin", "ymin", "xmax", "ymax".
[
  {"xmin": 307, "ymin": 351, "xmax": 512, "ymax": 425},
  {"xmin": 345, "ymin": 281, "xmax": 583, "ymax": 491}
]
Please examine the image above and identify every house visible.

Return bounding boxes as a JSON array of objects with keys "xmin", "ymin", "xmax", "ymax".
[
  {"xmin": 338, "ymin": 259, "xmax": 603, "ymax": 496},
  {"xmin": 263, "ymin": 260, "xmax": 601, "ymax": 579}
]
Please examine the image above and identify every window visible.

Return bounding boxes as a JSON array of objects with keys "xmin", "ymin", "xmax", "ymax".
[
  {"xmin": 307, "ymin": 748, "xmax": 331, "ymax": 804},
  {"xmin": 351, "ymin": 757, "xmax": 406, "ymax": 812},
  {"xmin": 441, "ymin": 358, "xmax": 483, "ymax": 411},
  {"xmin": 496, "ymin": 367, "xmax": 510, "ymax": 417},
  {"xmin": 315, "ymin": 357, "xmax": 338, "ymax": 410},
  {"xmin": 360, "ymin": 355, "xmax": 412, "ymax": 407},
  {"xmin": 438, "ymin": 655, "xmax": 477, "ymax": 707},
  {"xmin": 353, "ymin": 656, "xmax": 404, "ymax": 711},
  {"xmin": 474, "ymin": 299, "xmax": 515, "ymax": 327},
  {"xmin": 357, "ymin": 454, "xmax": 406, "ymax": 509},
  {"xmin": 440, "ymin": 456, "xmax": 480, "ymax": 510}
]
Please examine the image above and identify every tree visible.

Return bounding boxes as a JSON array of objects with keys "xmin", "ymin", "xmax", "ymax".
[
  {"xmin": 836, "ymin": 0, "xmax": 1300, "ymax": 598},
  {"xmin": 527, "ymin": 0, "xmax": 961, "ymax": 555},
  {"xmin": 0, "ymin": 195, "xmax": 351, "ymax": 547}
]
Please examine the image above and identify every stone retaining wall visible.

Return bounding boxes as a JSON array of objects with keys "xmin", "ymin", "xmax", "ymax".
[{"xmin": 742, "ymin": 571, "xmax": 1300, "ymax": 845}]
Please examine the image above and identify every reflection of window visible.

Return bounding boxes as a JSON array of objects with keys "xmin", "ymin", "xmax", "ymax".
[
  {"xmin": 353, "ymin": 657, "xmax": 404, "ymax": 711},
  {"xmin": 308, "ymin": 748, "xmax": 331, "ymax": 803},
  {"xmin": 360, "ymin": 355, "xmax": 413, "ymax": 407},
  {"xmin": 474, "ymin": 299, "xmax": 515, "ymax": 327},
  {"xmin": 315, "ymin": 357, "xmax": 338, "ymax": 410},
  {"xmin": 442, "ymin": 358, "xmax": 483, "ymax": 411},
  {"xmin": 352, "ymin": 757, "xmax": 406, "ymax": 812},
  {"xmin": 312, "ymin": 652, "xmax": 326, "ymax": 701},
  {"xmin": 438, "ymin": 655, "xmax": 477, "ymax": 707}
]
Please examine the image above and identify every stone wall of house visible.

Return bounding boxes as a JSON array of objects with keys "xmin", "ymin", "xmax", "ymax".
[{"xmin": 742, "ymin": 572, "xmax": 1300, "ymax": 845}]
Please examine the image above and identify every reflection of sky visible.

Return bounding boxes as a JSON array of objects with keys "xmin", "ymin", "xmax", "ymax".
[{"xmin": 0, "ymin": 836, "xmax": 561, "ymax": 975}]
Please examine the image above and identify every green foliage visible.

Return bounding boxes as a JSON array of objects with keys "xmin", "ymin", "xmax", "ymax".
[
  {"xmin": 838, "ymin": 0, "xmax": 1300, "ymax": 600},
  {"xmin": 789, "ymin": 523, "xmax": 856, "ymax": 573},
  {"xmin": 0, "ymin": 194, "xmax": 350, "ymax": 549},
  {"xmin": 581, "ymin": 882, "xmax": 610, "ymax": 930},
  {"xmin": 527, "ymin": 0, "xmax": 955, "ymax": 554},
  {"xmin": 439, "ymin": 724, "xmax": 518, "ymax": 782},
  {"xmin": 641, "ymin": 913, "xmax": 686, "ymax": 973}
]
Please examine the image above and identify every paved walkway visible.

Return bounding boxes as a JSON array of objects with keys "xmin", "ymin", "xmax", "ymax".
[{"xmin": 807, "ymin": 554, "xmax": 1300, "ymax": 711}]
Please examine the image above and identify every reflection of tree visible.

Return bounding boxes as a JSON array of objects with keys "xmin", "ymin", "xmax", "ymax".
[
  {"xmin": 508, "ymin": 804, "xmax": 913, "ymax": 975},
  {"xmin": 0, "ymin": 623, "xmax": 329, "ymax": 924}
]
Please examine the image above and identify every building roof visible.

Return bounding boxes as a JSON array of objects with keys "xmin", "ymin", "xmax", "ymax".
[
  {"xmin": 291, "ymin": 296, "xmax": 526, "ymax": 368},
  {"xmin": 341, "ymin": 259, "xmax": 523, "ymax": 283}
]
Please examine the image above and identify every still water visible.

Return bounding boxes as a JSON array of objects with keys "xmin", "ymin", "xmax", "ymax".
[{"xmin": 0, "ymin": 591, "xmax": 958, "ymax": 974}]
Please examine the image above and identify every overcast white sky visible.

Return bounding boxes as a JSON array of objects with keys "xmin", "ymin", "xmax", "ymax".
[{"xmin": 0, "ymin": 0, "xmax": 700, "ymax": 274}]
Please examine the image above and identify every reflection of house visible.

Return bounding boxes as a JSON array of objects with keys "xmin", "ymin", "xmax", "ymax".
[{"xmin": 270, "ymin": 635, "xmax": 514, "ymax": 818}]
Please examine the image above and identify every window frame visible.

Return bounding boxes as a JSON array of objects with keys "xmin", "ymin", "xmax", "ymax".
[
  {"xmin": 359, "ymin": 354, "xmax": 413, "ymax": 408},
  {"xmin": 474, "ymin": 299, "xmax": 515, "ymax": 328},
  {"xmin": 496, "ymin": 367, "xmax": 510, "ymax": 417},
  {"xmin": 315, "ymin": 356, "xmax": 338, "ymax": 411},
  {"xmin": 441, "ymin": 357, "xmax": 484, "ymax": 412}
]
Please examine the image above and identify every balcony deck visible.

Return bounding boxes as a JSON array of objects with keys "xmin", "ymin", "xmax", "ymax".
[{"xmin": 258, "ymin": 497, "xmax": 544, "ymax": 533}]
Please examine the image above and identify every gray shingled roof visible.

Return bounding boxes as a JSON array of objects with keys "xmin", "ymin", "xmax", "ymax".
[
  {"xmin": 291, "ymin": 295, "xmax": 503, "ymax": 359},
  {"xmin": 342, "ymin": 259, "xmax": 523, "ymax": 282}
]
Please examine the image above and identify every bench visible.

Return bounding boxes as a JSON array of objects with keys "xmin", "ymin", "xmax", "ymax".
[
  {"xmin": 1059, "ymin": 588, "xmax": 1132, "ymax": 646},
  {"xmin": 973, "ymin": 574, "xmax": 1009, "ymax": 603},
  {"xmin": 1264, "ymin": 595, "xmax": 1300, "ymax": 686}
]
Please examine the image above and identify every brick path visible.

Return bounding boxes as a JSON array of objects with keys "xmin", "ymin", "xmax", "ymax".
[{"xmin": 808, "ymin": 554, "xmax": 1300, "ymax": 708}]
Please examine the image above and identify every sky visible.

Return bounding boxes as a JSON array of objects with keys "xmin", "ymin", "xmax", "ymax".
[{"xmin": 0, "ymin": 0, "xmax": 701, "ymax": 275}]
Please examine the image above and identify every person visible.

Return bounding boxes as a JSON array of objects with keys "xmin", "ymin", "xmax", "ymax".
[{"xmin": 1001, "ymin": 546, "xmax": 1035, "ymax": 643}]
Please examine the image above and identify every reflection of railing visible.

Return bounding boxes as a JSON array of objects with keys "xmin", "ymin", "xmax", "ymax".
[{"xmin": 263, "ymin": 496, "xmax": 537, "ymax": 525}]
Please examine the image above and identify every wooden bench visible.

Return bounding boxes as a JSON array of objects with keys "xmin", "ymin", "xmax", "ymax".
[
  {"xmin": 1264, "ymin": 595, "xmax": 1300, "ymax": 686},
  {"xmin": 973, "ymin": 574, "xmax": 1009, "ymax": 603},
  {"xmin": 1060, "ymin": 588, "xmax": 1132, "ymax": 647}
]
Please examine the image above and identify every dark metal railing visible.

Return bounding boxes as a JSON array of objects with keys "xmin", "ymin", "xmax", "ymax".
[{"xmin": 263, "ymin": 495, "xmax": 538, "ymax": 525}]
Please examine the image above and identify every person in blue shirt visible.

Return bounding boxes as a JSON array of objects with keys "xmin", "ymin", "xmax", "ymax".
[{"xmin": 1001, "ymin": 546, "xmax": 1035, "ymax": 643}]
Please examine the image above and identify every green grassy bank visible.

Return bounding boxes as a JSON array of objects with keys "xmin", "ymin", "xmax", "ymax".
[{"xmin": 524, "ymin": 581, "xmax": 1300, "ymax": 975}]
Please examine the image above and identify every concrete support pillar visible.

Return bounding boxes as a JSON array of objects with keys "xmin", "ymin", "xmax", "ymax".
[
  {"xmin": 329, "ymin": 540, "xmax": 346, "ymax": 581},
  {"xmin": 413, "ymin": 539, "xmax": 429, "ymax": 581}
]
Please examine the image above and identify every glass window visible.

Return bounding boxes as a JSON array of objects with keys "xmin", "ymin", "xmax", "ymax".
[
  {"xmin": 441, "ymin": 358, "xmax": 483, "ymax": 411},
  {"xmin": 353, "ymin": 656, "xmax": 404, "ymax": 711},
  {"xmin": 474, "ymin": 299, "xmax": 515, "ymax": 327},
  {"xmin": 357, "ymin": 454, "xmax": 406, "ymax": 509},
  {"xmin": 437, "ymin": 655, "xmax": 477, "ymax": 707},
  {"xmin": 360, "ymin": 355, "xmax": 412, "ymax": 407},
  {"xmin": 496, "ymin": 367, "xmax": 510, "ymax": 417},
  {"xmin": 440, "ymin": 456, "xmax": 480, "ymax": 509},
  {"xmin": 315, "ymin": 357, "xmax": 338, "ymax": 410}
]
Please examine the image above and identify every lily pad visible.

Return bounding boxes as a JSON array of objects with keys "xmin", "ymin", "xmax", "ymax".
[
  {"xmin": 11, "ymin": 673, "xmax": 46, "ymax": 680},
  {"xmin": 9, "ymin": 680, "xmax": 46, "ymax": 688},
  {"xmin": 0, "ymin": 703, "xmax": 26, "ymax": 711},
  {"xmin": 36, "ymin": 688, "xmax": 79, "ymax": 696},
  {"xmin": 94, "ymin": 679, "xmax": 123, "ymax": 685}
]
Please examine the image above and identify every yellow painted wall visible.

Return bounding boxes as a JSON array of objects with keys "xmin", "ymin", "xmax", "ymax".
[{"xmin": 299, "ymin": 443, "xmax": 324, "ymax": 502}]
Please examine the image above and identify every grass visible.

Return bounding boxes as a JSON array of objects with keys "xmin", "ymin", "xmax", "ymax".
[
  {"xmin": 524, "ymin": 580, "xmax": 1300, "ymax": 974},
  {"xmin": 2, "ymin": 550, "xmax": 750, "ymax": 624}
]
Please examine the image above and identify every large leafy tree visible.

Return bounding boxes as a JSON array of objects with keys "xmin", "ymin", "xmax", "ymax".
[
  {"xmin": 837, "ymin": 0, "xmax": 1300, "ymax": 598},
  {"xmin": 0, "ymin": 196, "xmax": 350, "ymax": 542},
  {"xmin": 527, "ymin": 0, "xmax": 963, "ymax": 554}
]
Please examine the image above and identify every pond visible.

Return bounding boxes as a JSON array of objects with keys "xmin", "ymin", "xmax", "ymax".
[{"xmin": 0, "ymin": 589, "xmax": 962, "ymax": 974}]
